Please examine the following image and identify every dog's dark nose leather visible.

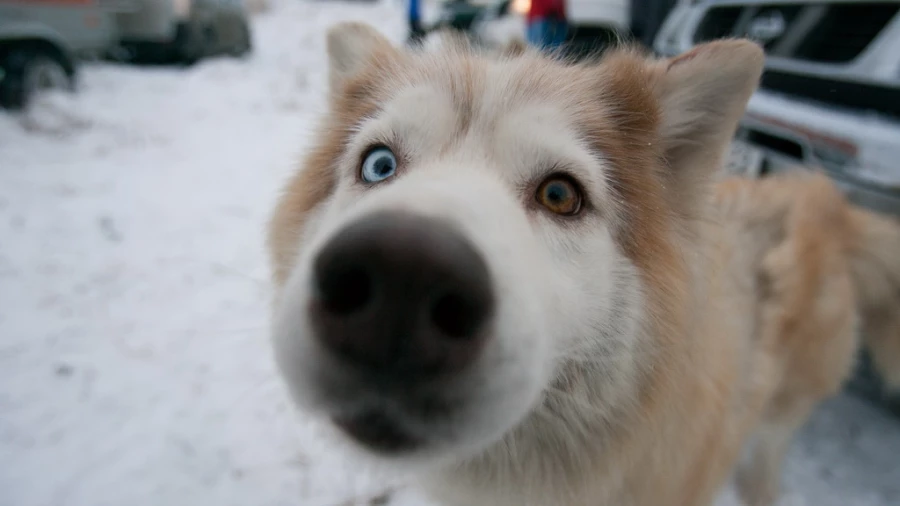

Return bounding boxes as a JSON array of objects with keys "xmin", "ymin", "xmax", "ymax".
[{"xmin": 310, "ymin": 211, "xmax": 494, "ymax": 379}]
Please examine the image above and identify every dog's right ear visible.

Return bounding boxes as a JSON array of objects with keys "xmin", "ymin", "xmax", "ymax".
[
  {"xmin": 648, "ymin": 40, "xmax": 764, "ymax": 209},
  {"xmin": 326, "ymin": 22, "xmax": 400, "ymax": 96}
]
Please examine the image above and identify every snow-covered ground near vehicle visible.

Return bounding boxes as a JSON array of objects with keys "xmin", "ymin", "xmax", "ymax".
[{"xmin": 0, "ymin": 1, "xmax": 898, "ymax": 506}]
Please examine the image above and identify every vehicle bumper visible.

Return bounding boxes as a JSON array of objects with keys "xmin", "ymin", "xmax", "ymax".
[{"xmin": 736, "ymin": 89, "xmax": 900, "ymax": 217}]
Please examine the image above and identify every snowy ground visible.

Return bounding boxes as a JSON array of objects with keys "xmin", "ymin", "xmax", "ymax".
[{"xmin": 0, "ymin": 2, "xmax": 898, "ymax": 506}]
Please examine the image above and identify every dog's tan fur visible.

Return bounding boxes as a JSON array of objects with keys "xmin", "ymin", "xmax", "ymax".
[
  {"xmin": 267, "ymin": 23, "xmax": 900, "ymax": 506},
  {"xmin": 711, "ymin": 171, "xmax": 900, "ymax": 505}
]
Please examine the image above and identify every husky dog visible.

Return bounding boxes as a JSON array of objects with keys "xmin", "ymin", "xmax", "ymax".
[{"xmin": 266, "ymin": 23, "xmax": 900, "ymax": 506}]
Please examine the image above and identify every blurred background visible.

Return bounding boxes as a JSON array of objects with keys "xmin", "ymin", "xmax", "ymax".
[{"xmin": 0, "ymin": 0, "xmax": 898, "ymax": 505}]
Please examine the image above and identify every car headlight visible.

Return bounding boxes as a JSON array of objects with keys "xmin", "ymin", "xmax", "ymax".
[{"xmin": 511, "ymin": 0, "xmax": 530, "ymax": 16}]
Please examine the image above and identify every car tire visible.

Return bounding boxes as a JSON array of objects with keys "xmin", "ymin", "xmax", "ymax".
[
  {"xmin": 231, "ymin": 21, "xmax": 252, "ymax": 57},
  {"xmin": 173, "ymin": 22, "xmax": 206, "ymax": 65},
  {"xmin": 0, "ymin": 47, "xmax": 73, "ymax": 110}
]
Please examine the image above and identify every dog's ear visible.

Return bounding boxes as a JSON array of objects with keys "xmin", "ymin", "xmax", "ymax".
[
  {"xmin": 651, "ymin": 40, "xmax": 764, "ymax": 195},
  {"xmin": 326, "ymin": 22, "xmax": 399, "ymax": 95}
]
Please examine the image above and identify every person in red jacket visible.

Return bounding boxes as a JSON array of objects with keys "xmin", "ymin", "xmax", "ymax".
[{"xmin": 525, "ymin": 0, "xmax": 568, "ymax": 50}]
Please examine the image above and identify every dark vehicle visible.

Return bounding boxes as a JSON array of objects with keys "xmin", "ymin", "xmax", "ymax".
[{"xmin": 114, "ymin": 0, "xmax": 252, "ymax": 64}]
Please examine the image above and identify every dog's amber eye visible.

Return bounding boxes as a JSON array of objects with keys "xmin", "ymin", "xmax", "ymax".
[{"xmin": 536, "ymin": 176, "xmax": 582, "ymax": 216}]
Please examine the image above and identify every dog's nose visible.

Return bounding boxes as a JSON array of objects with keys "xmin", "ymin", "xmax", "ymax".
[{"xmin": 310, "ymin": 211, "xmax": 494, "ymax": 380}]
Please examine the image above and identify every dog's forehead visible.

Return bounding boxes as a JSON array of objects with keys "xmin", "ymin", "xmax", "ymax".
[
  {"xmin": 364, "ymin": 53, "xmax": 608, "ymax": 164},
  {"xmin": 399, "ymin": 52, "xmax": 591, "ymax": 129}
]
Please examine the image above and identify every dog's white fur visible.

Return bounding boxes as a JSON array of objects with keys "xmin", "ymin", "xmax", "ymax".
[{"xmin": 267, "ymin": 23, "xmax": 900, "ymax": 506}]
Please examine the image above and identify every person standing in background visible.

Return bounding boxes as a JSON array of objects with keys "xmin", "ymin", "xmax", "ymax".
[{"xmin": 525, "ymin": 0, "xmax": 568, "ymax": 50}]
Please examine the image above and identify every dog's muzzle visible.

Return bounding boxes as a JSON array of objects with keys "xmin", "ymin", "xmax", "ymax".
[{"xmin": 306, "ymin": 210, "xmax": 496, "ymax": 451}]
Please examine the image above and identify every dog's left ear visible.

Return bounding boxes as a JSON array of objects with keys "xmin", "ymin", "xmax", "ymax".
[
  {"xmin": 326, "ymin": 22, "xmax": 400, "ymax": 97},
  {"xmin": 651, "ymin": 40, "xmax": 764, "ymax": 195}
]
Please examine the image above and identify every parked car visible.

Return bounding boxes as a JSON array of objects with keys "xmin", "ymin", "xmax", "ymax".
[
  {"xmin": 406, "ymin": 0, "xmax": 513, "ymax": 47},
  {"xmin": 0, "ymin": 0, "xmax": 253, "ymax": 110},
  {"xmin": 653, "ymin": 0, "xmax": 900, "ymax": 417},
  {"xmin": 565, "ymin": 0, "xmax": 630, "ymax": 54},
  {"xmin": 113, "ymin": 0, "xmax": 253, "ymax": 64},
  {"xmin": 0, "ymin": 0, "xmax": 117, "ymax": 109}
]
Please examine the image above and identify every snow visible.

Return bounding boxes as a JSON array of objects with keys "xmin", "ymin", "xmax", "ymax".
[{"xmin": 0, "ymin": 1, "xmax": 898, "ymax": 505}]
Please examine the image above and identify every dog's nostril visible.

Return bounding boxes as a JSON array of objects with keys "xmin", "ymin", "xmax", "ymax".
[
  {"xmin": 318, "ymin": 264, "xmax": 373, "ymax": 315},
  {"xmin": 431, "ymin": 292, "xmax": 485, "ymax": 339}
]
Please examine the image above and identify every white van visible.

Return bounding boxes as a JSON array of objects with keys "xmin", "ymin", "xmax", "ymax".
[
  {"xmin": 0, "ymin": 0, "xmax": 117, "ymax": 109},
  {"xmin": 0, "ymin": 0, "xmax": 253, "ymax": 109}
]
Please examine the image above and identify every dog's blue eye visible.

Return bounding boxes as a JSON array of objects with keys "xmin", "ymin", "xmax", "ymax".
[{"xmin": 361, "ymin": 147, "xmax": 397, "ymax": 183}]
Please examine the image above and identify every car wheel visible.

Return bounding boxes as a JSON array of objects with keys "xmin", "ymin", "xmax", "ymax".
[
  {"xmin": 173, "ymin": 22, "xmax": 206, "ymax": 65},
  {"xmin": 23, "ymin": 55, "xmax": 70, "ymax": 93},
  {"xmin": 0, "ymin": 48, "xmax": 72, "ymax": 110}
]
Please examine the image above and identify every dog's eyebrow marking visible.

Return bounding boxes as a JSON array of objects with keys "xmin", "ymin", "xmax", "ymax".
[{"xmin": 444, "ymin": 57, "xmax": 483, "ymax": 137}]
